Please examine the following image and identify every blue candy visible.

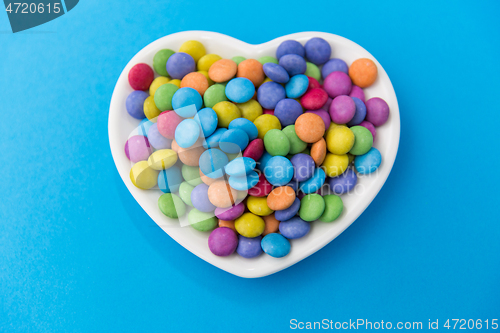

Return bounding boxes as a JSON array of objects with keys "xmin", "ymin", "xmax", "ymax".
[
  {"xmin": 354, "ymin": 148, "xmax": 382, "ymax": 174},
  {"xmin": 261, "ymin": 233, "xmax": 290, "ymax": 258},
  {"xmin": 172, "ymin": 87, "xmax": 202, "ymax": 117},
  {"xmin": 225, "ymin": 78, "xmax": 255, "ymax": 104},
  {"xmin": 346, "ymin": 97, "xmax": 367, "ymax": 126},
  {"xmin": 279, "ymin": 217, "xmax": 310, "ymax": 239},
  {"xmin": 199, "ymin": 149, "xmax": 229, "ymax": 179},
  {"xmin": 257, "ymin": 151, "xmax": 273, "ymax": 172},
  {"xmin": 305, "ymin": 37, "xmax": 331, "ymax": 65},
  {"xmin": 262, "ymin": 63, "xmax": 290, "ymax": 83},
  {"xmin": 228, "ymin": 171, "xmax": 259, "ymax": 191},
  {"xmin": 328, "ymin": 168, "xmax": 358, "ymax": 194},
  {"xmin": 191, "ymin": 184, "xmax": 216, "ymax": 213},
  {"xmin": 299, "ymin": 167, "xmax": 326, "ymax": 194},
  {"xmin": 194, "ymin": 107, "xmax": 218, "ymax": 138},
  {"xmin": 166, "ymin": 52, "xmax": 196, "ymax": 79},
  {"xmin": 147, "ymin": 123, "xmax": 172, "ymax": 150},
  {"xmin": 126, "ymin": 91, "xmax": 148, "ymax": 119},
  {"xmin": 175, "ymin": 119, "xmax": 200, "ymax": 148},
  {"xmin": 137, "ymin": 118, "xmax": 154, "ymax": 137},
  {"xmin": 285, "ymin": 180, "xmax": 299, "ymax": 192},
  {"xmin": 279, "ymin": 54, "xmax": 307, "ymax": 76},
  {"xmin": 275, "ymin": 198, "xmax": 301, "ymax": 222},
  {"xmin": 219, "ymin": 129, "xmax": 249, "ymax": 154},
  {"xmin": 291, "ymin": 153, "xmax": 315, "ymax": 182},
  {"xmin": 237, "ymin": 235, "xmax": 262, "ymax": 258},
  {"xmin": 274, "ymin": 99, "xmax": 303, "ymax": 127},
  {"xmin": 257, "ymin": 82, "xmax": 286, "ymax": 109},
  {"xmin": 225, "ymin": 157, "xmax": 256, "ymax": 177},
  {"xmin": 321, "ymin": 58, "xmax": 349, "ymax": 78},
  {"xmin": 203, "ymin": 128, "xmax": 227, "ymax": 148},
  {"xmin": 158, "ymin": 166, "xmax": 183, "ymax": 193},
  {"xmin": 264, "ymin": 156, "xmax": 294, "ymax": 186},
  {"xmin": 228, "ymin": 118, "xmax": 258, "ymax": 141},
  {"xmin": 276, "ymin": 40, "xmax": 305, "ymax": 59},
  {"xmin": 285, "ymin": 74, "xmax": 309, "ymax": 99}
]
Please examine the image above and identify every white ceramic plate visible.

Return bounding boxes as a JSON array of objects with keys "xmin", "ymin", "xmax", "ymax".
[{"xmin": 109, "ymin": 31, "xmax": 400, "ymax": 278}]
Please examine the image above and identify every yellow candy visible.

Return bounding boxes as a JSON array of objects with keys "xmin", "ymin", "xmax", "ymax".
[
  {"xmin": 168, "ymin": 79, "xmax": 181, "ymax": 88},
  {"xmin": 253, "ymin": 114, "xmax": 281, "ymax": 139},
  {"xmin": 235, "ymin": 212, "xmax": 265, "ymax": 238},
  {"xmin": 197, "ymin": 54, "xmax": 222, "ymax": 72},
  {"xmin": 237, "ymin": 99, "xmax": 263, "ymax": 122},
  {"xmin": 149, "ymin": 76, "xmax": 170, "ymax": 96},
  {"xmin": 130, "ymin": 161, "xmax": 159, "ymax": 189},
  {"xmin": 263, "ymin": 77, "xmax": 273, "ymax": 84},
  {"xmin": 179, "ymin": 40, "xmax": 206, "ymax": 63},
  {"xmin": 324, "ymin": 122, "xmax": 346, "ymax": 137},
  {"xmin": 322, "ymin": 153, "xmax": 349, "ymax": 177},
  {"xmin": 212, "ymin": 101, "xmax": 241, "ymax": 128},
  {"xmin": 326, "ymin": 126, "xmax": 355, "ymax": 155},
  {"xmin": 143, "ymin": 96, "xmax": 161, "ymax": 122},
  {"xmin": 197, "ymin": 70, "xmax": 214, "ymax": 86},
  {"xmin": 246, "ymin": 196, "xmax": 274, "ymax": 216},
  {"xmin": 147, "ymin": 149, "xmax": 178, "ymax": 170}
]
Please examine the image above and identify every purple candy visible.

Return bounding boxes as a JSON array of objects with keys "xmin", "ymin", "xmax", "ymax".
[
  {"xmin": 349, "ymin": 85, "xmax": 365, "ymax": 102},
  {"xmin": 236, "ymin": 235, "xmax": 263, "ymax": 258},
  {"xmin": 286, "ymin": 180, "xmax": 299, "ymax": 192},
  {"xmin": 365, "ymin": 97, "xmax": 390, "ymax": 126},
  {"xmin": 323, "ymin": 71, "xmax": 352, "ymax": 98},
  {"xmin": 275, "ymin": 198, "xmax": 301, "ymax": 221},
  {"xmin": 276, "ymin": 40, "xmax": 305, "ymax": 60},
  {"xmin": 346, "ymin": 97, "xmax": 367, "ymax": 126},
  {"xmin": 214, "ymin": 202, "xmax": 245, "ymax": 220},
  {"xmin": 147, "ymin": 123, "xmax": 172, "ymax": 150},
  {"xmin": 279, "ymin": 54, "xmax": 307, "ymax": 76},
  {"xmin": 257, "ymin": 82, "xmax": 286, "ymax": 109},
  {"xmin": 329, "ymin": 95, "xmax": 356, "ymax": 124},
  {"xmin": 328, "ymin": 168, "xmax": 358, "ymax": 194},
  {"xmin": 306, "ymin": 110, "xmax": 331, "ymax": 129},
  {"xmin": 208, "ymin": 227, "xmax": 238, "ymax": 256},
  {"xmin": 191, "ymin": 184, "xmax": 216, "ymax": 212},
  {"xmin": 290, "ymin": 154, "xmax": 315, "ymax": 182},
  {"xmin": 126, "ymin": 91, "xmax": 148, "ymax": 119},
  {"xmin": 279, "ymin": 217, "xmax": 311, "ymax": 239},
  {"xmin": 124, "ymin": 135, "xmax": 152, "ymax": 163},
  {"xmin": 321, "ymin": 97, "xmax": 333, "ymax": 112},
  {"xmin": 274, "ymin": 99, "xmax": 303, "ymax": 127},
  {"xmin": 359, "ymin": 121, "xmax": 377, "ymax": 141},
  {"xmin": 321, "ymin": 58, "xmax": 348, "ymax": 79}
]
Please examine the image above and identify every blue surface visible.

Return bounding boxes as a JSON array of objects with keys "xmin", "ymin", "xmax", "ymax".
[{"xmin": 1, "ymin": 1, "xmax": 500, "ymax": 332}]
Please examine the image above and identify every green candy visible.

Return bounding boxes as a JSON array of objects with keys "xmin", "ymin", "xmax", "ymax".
[
  {"xmin": 305, "ymin": 62, "xmax": 321, "ymax": 81},
  {"xmin": 282, "ymin": 125, "xmax": 307, "ymax": 154},
  {"xmin": 158, "ymin": 193, "xmax": 186, "ymax": 219},
  {"xmin": 319, "ymin": 195, "xmax": 343, "ymax": 222},
  {"xmin": 258, "ymin": 56, "xmax": 278, "ymax": 65},
  {"xmin": 188, "ymin": 209, "xmax": 218, "ymax": 231},
  {"xmin": 154, "ymin": 83, "xmax": 178, "ymax": 111},
  {"xmin": 179, "ymin": 181, "xmax": 195, "ymax": 206},
  {"xmin": 232, "ymin": 56, "xmax": 246, "ymax": 65},
  {"xmin": 264, "ymin": 129, "xmax": 290, "ymax": 156},
  {"xmin": 182, "ymin": 165, "xmax": 203, "ymax": 186},
  {"xmin": 349, "ymin": 126, "xmax": 374, "ymax": 155},
  {"xmin": 204, "ymin": 84, "xmax": 228, "ymax": 108},
  {"xmin": 153, "ymin": 49, "xmax": 175, "ymax": 76},
  {"xmin": 299, "ymin": 194, "xmax": 325, "ymax": 222}
]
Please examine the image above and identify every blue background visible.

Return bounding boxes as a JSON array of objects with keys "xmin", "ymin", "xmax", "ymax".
[{"xmin": 1, "ymin": 1, "xmax": 499, "ymax": 332}]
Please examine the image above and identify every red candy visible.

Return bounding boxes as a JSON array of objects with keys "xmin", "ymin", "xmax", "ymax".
[
  {"xmin": 243, "ymin": 139, "xmax": 264, "ymax": 161},
  {"xmin": 263, "ymin": 109, "xmax": 274, "ymax": 115},
  {"xmin": 300, "ymin": 88, "xmax": 328, "ymax": 110},
  {"xmin": 247, "ymin": 173, "xmax": 273, "ymax": 197},
  {"xmin": 128, "ymin": 63, "xmax": 154, "ymax": 91},
  {"xmin": 157, "ymin": 111, "xmax": 183, "ymax": 139},
  {"xmin": 307, "ymin": 77, "xmax": 321, "ymax": 90}
]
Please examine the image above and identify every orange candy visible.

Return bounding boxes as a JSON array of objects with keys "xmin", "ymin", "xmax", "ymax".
[
  {"xmin": 180, "ymin": 72, "xmax": 209, "ymax": 96},
  {"xmin": 267, "ymin": 186, "xmax": 296, "ymax": 210},
  {"xmin": 208, "ymin": 180, "xmax": 238, "ymax": 208},
  {"xmin": 294, "ymin": 113, "xmax": 325, "ymax": 143},
  {"xmin": 310, "ymin": 137, "xmax": 327, "ymax": 166},
  {"xmin": 237, "ymin": 59, "xmax": 265, "ymax": 87},
  {"xmin": 262, "ymin": 214, "xmax": 280, "ymax": 236},
  {"xmin": 199, "ymin": 168, "xmax": 219, "ymax": 185},
  {"xmin": 218, "ymin": 219, "xmax": 236, "ymax": 232},
  {"xmin": 208, "ymin": 59, "xmax": 237, "ymax": 83},
  {"xmin": 348, "ymin": 58, "xmax": 378, "ymax": 88},
  {"xmin": 176, "ymin": 139, "xmax": 205, "ymax": 166}
]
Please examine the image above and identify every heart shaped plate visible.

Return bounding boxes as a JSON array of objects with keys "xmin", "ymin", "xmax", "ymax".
[{"xmin": 109, "ymin": 31, "xmax": 400, "ymax": 278}]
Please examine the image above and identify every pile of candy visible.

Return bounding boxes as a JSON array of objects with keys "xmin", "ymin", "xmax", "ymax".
[{"xmin": 123, "ymin": 37, "xmax": 389, "ymax": 259}]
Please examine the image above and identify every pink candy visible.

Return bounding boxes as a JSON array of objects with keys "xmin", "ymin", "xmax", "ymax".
[
  {"xmin": 300, "ymin": 88, "xmax": 328, "ymax": 110},
  {"xmin": 323, "ymin": 71, "xmax": 352, "ymax": 98},
  {"xmin": 243, "ymin": 139, "xmax": 264, "ymax": 161},
  {"xmin": 157, "ymin": 111, "xmax": 183, "ymax": 139},
  {"xmin": 124, "ymin": 135, "xmax": 152, "ymax": 162},
  {"xmin": 329, "ymin": 95, "xmax": 355, "ymax": 124}
]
